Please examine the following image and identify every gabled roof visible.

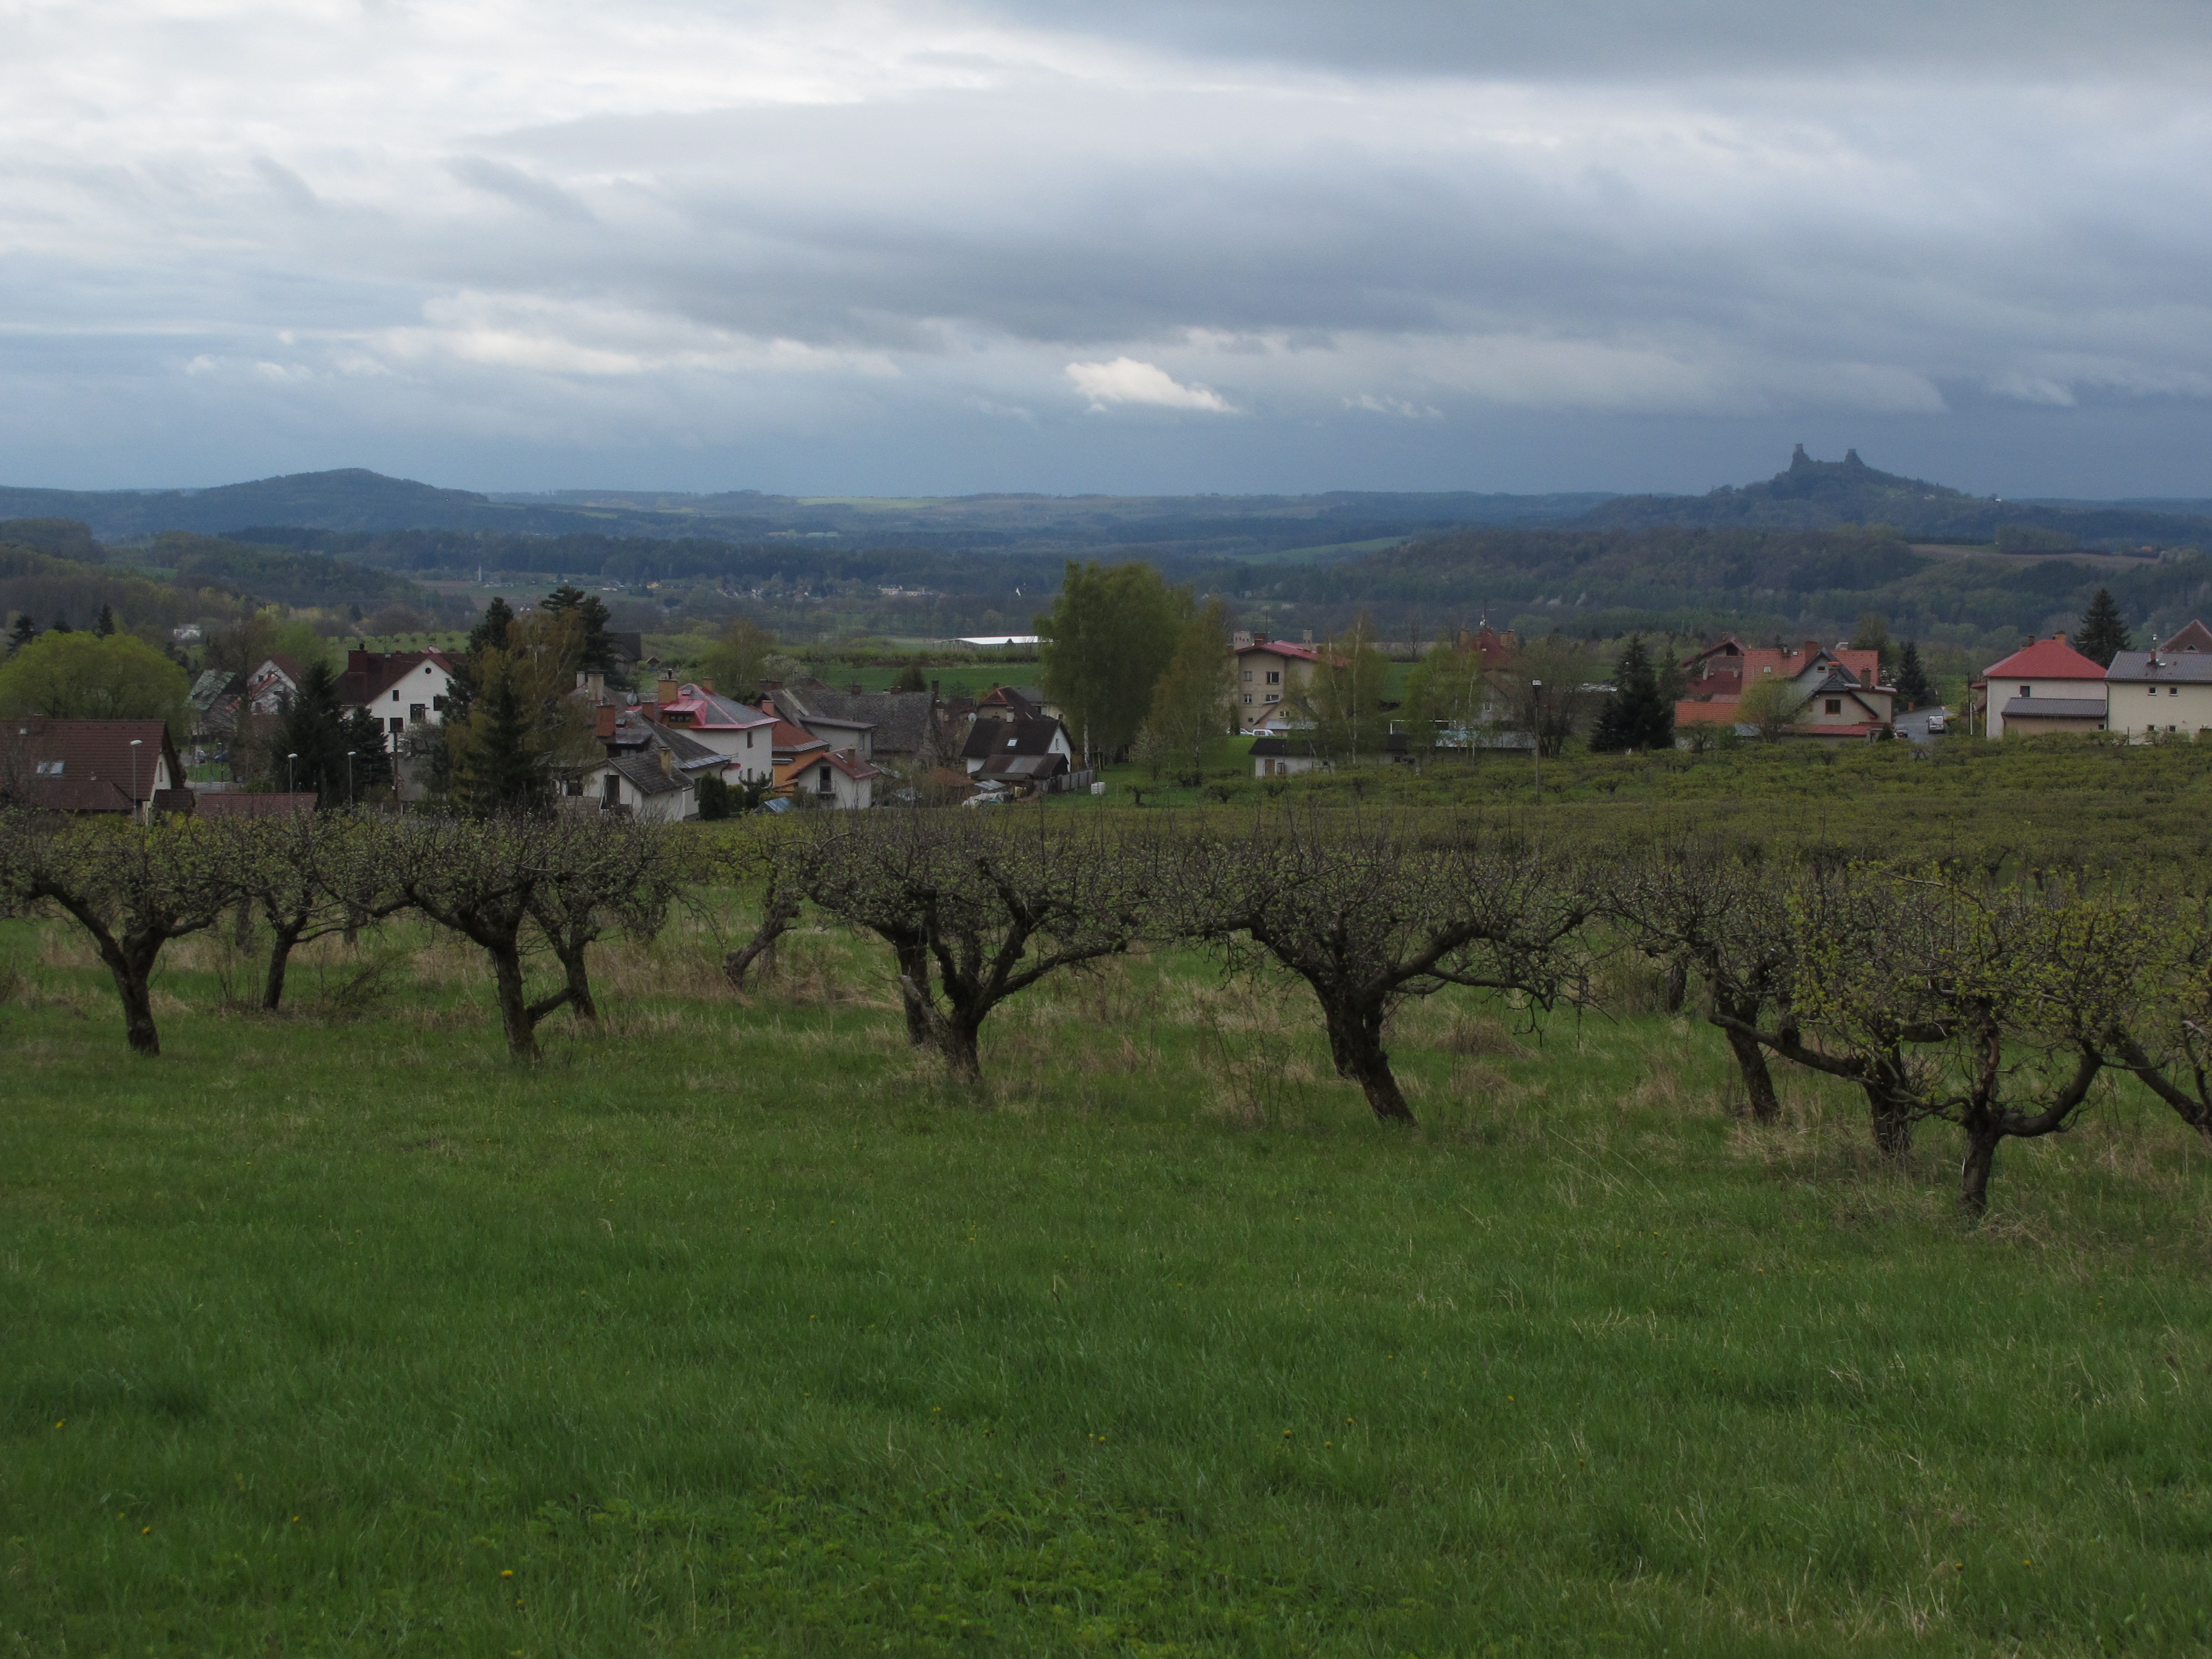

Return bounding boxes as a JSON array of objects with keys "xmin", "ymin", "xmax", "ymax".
[
  {"xmin": 7, "ymin": 717, "xmax": 181, "ymax": 811},
  {"xmin": 338, "ymin": 649, "xmax": 460, "ymax": 709},
  {"xmin": 2106, "ymin": 649, "xmax": 2212, "ymax": 685},
  {"xmin": 657, "ymin": 683, "xmax": 776, "ymax": 732},
  {"xmin": 605, "ymin": 709, "xmax": 728, "ymax": 773},
  {"xmin": 2160, "ymin": 620, "xmax": 2212, "ymax": 654},
  {"xmin": 608, "ymin": 755, "xmax": 689, "ymax": 796},
  {"xmin": 976, "ymin": 752, "xmax": 1066, "ymax": 783},
  {"xmin": 1980, "ymin": 634, "xmax": 2107, "ymax": 682},
  {"xmin": 774, "ymin": 747, "xmax": 882, "ymax": 789},
  {"xmin": 253, "ymin": 654, "xmax": 305, "ymax": 686},
  {"xmin": 961, "ymin": 713, "xmax": 1067, "ymax": 762},
  {"xmin": 759, "ymin": 710, "xmax": 830, "ymax": 757},
  {"xmin": 773, "ymin": 686, "xmax": 935, "ymax": 752},
  {"xmin": 1236, "ymin": 639, "xmax": 1322, "ymax": 663}
]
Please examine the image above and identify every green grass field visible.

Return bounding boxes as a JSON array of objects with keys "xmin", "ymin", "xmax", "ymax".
[{"xmin": 6, "ymin": 894, "xmax": 2212, "ymax": 1655}]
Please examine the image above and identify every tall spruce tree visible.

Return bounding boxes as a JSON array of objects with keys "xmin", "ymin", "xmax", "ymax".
[
  {"xmin": 93, "ymin": 605, "xmax": 117, "ymax": 638},
  {"xmin": 540, "ymin": 585, "xmax": 616, "ymax": 677},
  {"xmin": 467, "ymin": 596, "xmax": 515, "ymax": 657},
  {"xmin": 1589, "ymin": 635, "xmax": 1672, "ymax": 753},
  {"xmin": 7, "ymin": 615, "xmax": 35, "ymax": 652},
  {"xmin": 1894, "ymin": 640, "xmax": 1936, "ymax": 711},
  {"xmin": 2075, "ymin": 589, "xmax": 2132, "ymax": 668},
  {"xmin": 273, "ymin": 660, "xmax": 347, "ymax": 801},
  {"xmin": 339, "ymin": 705, "xmax": 396, "ymax": 801},
  {"xmin": 450, "ymin": 649, "xmax": 551, "ymax": 817}
]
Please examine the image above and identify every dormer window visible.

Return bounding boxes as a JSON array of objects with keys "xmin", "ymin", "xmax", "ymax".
[{"xmin": 35, "ymin": 759, "xmax": 62, "ymax": 776}]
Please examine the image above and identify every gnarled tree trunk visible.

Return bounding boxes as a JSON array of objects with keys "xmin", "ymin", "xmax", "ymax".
[{"xmin": 1320, "ymin": 999, "xmax": 1415, "ymax": 1124}]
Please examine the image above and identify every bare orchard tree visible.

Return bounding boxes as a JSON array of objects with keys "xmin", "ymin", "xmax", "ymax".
[
  {"xmin": 1741, "ymin": 868, "xmax": 2136, "ymax": 1215},
  {"xmin": 524, "ymin": 814, "xmax": 680, "ymax": 1021},
  {"xmin": 1606, "ymin": 847, "xmax": 1797, "ymax": 1122},
  {"xmin": 703, "ymin": 819, "xmax": 806, "ymax": 994},
  {"xmin": 1172, "ymin": 815, "xmax": 1595, "ymax": 1124},
  {"xmin": 796, "ymin": 811, "xmax": 1154, "ymax": 1081},
  {"xmin": 0, "ymin": 811, "xmax": 238, "ymax": 1054},
  {"xmin": 2090, "ymin": 881, "xmax": 2212, "ymax": 1145},
  {"xmin": 219, "ymin": 808, "xmax": 412, "ymax": 1011},
  {"xmin": 395, "ymin": 814, "xmax": 642, "ymax": 1059}
]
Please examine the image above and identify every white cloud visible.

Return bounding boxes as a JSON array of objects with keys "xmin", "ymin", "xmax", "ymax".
[{"xmin": 1067, "ymin": 357, "xmax": 1234, "ymax": 412}]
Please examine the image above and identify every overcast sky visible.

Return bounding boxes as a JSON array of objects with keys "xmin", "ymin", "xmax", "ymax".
[{"xmin": 6, "ymin": 0, "xmax": 2212, "ymax": 497}]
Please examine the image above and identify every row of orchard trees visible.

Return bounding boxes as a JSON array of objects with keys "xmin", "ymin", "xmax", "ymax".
[
  {"xmin": 754, "ymin": 815, "xmax": 2212, "ymax": 1217},
  {"xmin": 10, "ymin": 805, "xmax": 2212, "ymax": 1217},
  {"xmin": 0, "ymin": 809, "xmax": 678, "ymax": 1061}
]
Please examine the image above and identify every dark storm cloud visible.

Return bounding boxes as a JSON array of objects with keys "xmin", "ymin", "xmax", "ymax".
[{"xmin": 1, "ymin": 0, "xmax": 2208, "ymax": 494}]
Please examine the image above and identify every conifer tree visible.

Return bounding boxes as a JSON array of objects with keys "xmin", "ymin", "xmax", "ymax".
[
  {"xmin": 7, "ymin": 615, "xmax": 34, "ymax": 652},
  {"xmin": 467, "ymin": 595, "xmax": 515, "ymax": 657},
  {"xmin": 340, "ymin": 705, "xmax": 396, "ymax": 800},
  {"xmin": 540, "ymin": 585, "xmax": 616, "ymax": 677},
  {"xmin": 2075, "ymin": 588, "xmax": 2131, "ymax": 668},
  {"xmin": 93, "ymin": 604, "xmax": 117, "ymax": 638},
  {"xmin": 1589, "ymin": 635, "xmax": 1672, "ymax": 753},
  {"xmin": 450, "ymin": 649, "xmax": 551, "ymax": 817},
  {"xmin": 273, "ymin": 660, "xmax": 347, "ymax": 801},
  {"xmin": 1894, "ymin": 640, "xmax": 1936, "ymax": 711}
]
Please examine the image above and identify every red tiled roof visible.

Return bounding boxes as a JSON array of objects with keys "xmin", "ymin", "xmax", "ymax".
[{"xmin": 1980, "ymin": 634, "xmax": 2106, "ymax": 681}]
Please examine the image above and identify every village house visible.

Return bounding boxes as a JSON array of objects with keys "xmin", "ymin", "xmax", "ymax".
[
  {"xmin": 768, "ymin": 681, "xmax": 964, "ymax": 770},
  {"xmin": 1674, "ymin": 637, "xmax": 1895, "ymax": 740},
  {"xmin": 960, "ymin": 711, "xmax": 1076, "ymax": 790},
  {"xmin": 774, "ymin": 746, "xmax": 881, "ymax": 808},
  {"xmin": 1970, "ymin": 634, "xmax": 2109, "ymax": 738},
  {"xmin": 337, "ymin": 648, "xmax": 463, "ymax": 752},
  {"xmin": 5, "ymin": 718, "xmax": 190, "ymax": 820},
  {"xmin": 2096, "ymin": 624, "xmax": 2212, "ymax": 739},
  {"xmin": 245, "ymin": 654, "xmax": 305, "ymax": 716},
  {"xmin": 563, "ymin": 705, "xmax": 737, "ymax": 820},
  {"xmin": 644, "ymin": 679, "xmax": 776, "ymax": 782},
  {"xmin": 1232, "ymin": 634, "xmax": 1324, "ymax": 731}
]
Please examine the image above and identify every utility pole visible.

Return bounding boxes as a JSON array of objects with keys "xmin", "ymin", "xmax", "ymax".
[
  {"xmin": 286, "ymin": 751, "xmax": 298, "ymax": 794},
  {"xmin": 346, "ymin": 749, "xmax": 357, "ymax": 805},
  {"xmin": 129, "ymin": 737, "xmax": 142, "ymax": 823}
]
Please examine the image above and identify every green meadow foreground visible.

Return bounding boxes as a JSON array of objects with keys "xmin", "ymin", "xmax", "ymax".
[{"xmin": 5, "ymin": 911, "xmax": 2212, "ymax": 1656}]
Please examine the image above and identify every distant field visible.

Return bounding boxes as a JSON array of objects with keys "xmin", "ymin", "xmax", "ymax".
[{"xmin": 6, "ymin": 826, "xmax": 2212, "ymax": 1653}]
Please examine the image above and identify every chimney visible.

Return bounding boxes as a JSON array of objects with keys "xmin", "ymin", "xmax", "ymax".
[
  {"xmin": 656, "ymin": 677, "xmax": 679, "ymax": 705},
  {"xmin": 1303, "ymin": 630, "xmax": 1313, "ymax": 645},
  {"xmin": 1252, "ymin": 633, "xmax": 1269, "ymax": 646},
  {"xmin": 659, "ymin": 747, "xmax": 672, "ymax": 777},
  {"xmin": 585, "ymin": 671, "xmax": 605, "ymax": 701},
  {"xmin": 595, "ymin": 705, "xmax": 617, "ymax": 741},
  {"xmin": 700, "ymin": 677, "xmax": 714, "ymax": 694}
]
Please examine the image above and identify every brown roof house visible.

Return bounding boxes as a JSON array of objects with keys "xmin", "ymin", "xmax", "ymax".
[{"xmin": 4, "ymin": 718, "xmax": 191, "ymax": 820}]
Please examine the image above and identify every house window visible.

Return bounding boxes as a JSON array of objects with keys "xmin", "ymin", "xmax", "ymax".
[
  {"xmin": 2150, "ymin": 688, "xmax": 2160, "ymax": 696},
  {"xmin": 2170, "ymin": 687, "xmax": 2180, "ymax": 696},
  {"xmin": 1824, "ymin": 699, "xmax": 1842, "ymax": 714},
  {"xmin": 1265, "ymin": 692, "xmax": 1280, "ymax": 703},
  {"xmin": 35, "ymin": 759, "xmax": 62, "ymax": 776},
  {"xmin": 2019, "ymin": 685, "xmax": 2031, "ymax": 697},
  {"xmin": 409, "ymin": 704, "xmax": 426, "ymax": 723},
  {"xmin": 603, "ymin": 773, "xmax": 620, "ymax": 806},
  {"xmin": 1266, "ymin": 671, "xmax": 1281, "ymax": 685},
  {"xmin": 390, "ymin": 689, "xmax": 400, "ymax": 702},
  {"xmin": 432, "ymin": 696, "xmax": 447, "ymax": 712},
  {"xmin": 818, "ymin": 766, "xmax": 833, "ymax": 794},
  {"xmin": 389, "ymin": 717, "xmax": 404, "ymax": 735},
  {"xmin": 1241, "ymin": 693, "xmax": 1252, "ymax": 705},
  {"xmin": 1241, "ymin": 669, "xmax": 1252, "ymax": 682}
]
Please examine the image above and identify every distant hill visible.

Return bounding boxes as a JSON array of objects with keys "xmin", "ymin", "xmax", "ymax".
[
  {"xmin": 0, "ymin": 470, "xmax": 724, "ymax": 541},
  {"xmin": 1581, "ymin": 447, "xmax": 2212, "ymax": 545}
]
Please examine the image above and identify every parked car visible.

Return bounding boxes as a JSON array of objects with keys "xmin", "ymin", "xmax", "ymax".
[{"xmin": 1925, "ymin": 710, "xmax": 1948, "ymax": 734}]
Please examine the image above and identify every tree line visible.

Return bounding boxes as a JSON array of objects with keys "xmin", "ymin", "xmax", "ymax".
[{"xmin": 12, "ymin": 806, "xmax": 2210, "ymax": 1221}]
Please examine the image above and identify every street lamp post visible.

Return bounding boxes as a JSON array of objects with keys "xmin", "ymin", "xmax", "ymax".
[
  {"xmin": 1529, "ymin": 681, "xmax": 1541, "ymax": 805},
  {"xmin": 129, "ymin": 737, "xmax": 143, "ymax": 823},
  {"xmin": 346, "ymin": 749, "xmax": 357, "ymax": 805},
  {"xmin": 286, "ymin": 751, "xmax": 298, "ymax": 794}
]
